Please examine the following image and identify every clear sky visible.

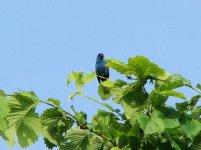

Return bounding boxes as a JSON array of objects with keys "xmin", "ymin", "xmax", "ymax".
[{"xmin": 0, "ymin": 1, "xmax": 201, "ymax": 150}]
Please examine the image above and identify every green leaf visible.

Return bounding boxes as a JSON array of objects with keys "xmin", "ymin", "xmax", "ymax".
[
  {"xmin": 6, "ymin": 92, "xmax": 41, "ymax": 148},
  {"xmin": 190, "ymin": 133, "xmax": 201, "ymax": 150},
  {"xmin": 116, "ymin": 135, "xmax": 128, "ymax": 148},
  {"xmin": 47, "ymin": 98, "xmax": 61, "ymax": 106},
  {"xmin": 156, "ymin": 74, "xmax": 191, "ymax": 91},
  {"xmin": 101, "ymin": 80, "xmax": 115, "ymax": 88},
  {"xmin": 180, "ymin": 115, "xmax": 201, "ymax": 139},
  {"xmin": 188, "ymin": 95, "xmax": 201, "ymax": 107},
  {"xmin": 157, "ymin": 90, "xmax": 186, "ymax": 100},
  {"xmin": 89, "ymin": 135, "xmax": 103, "ymax": 150},
  {"xmin": 71, "ymin": 72, "xmax": 96, "ymax": 89},
  {"xmin": 69, "ymin": 91, "xmax": 82, "ymax": 101},
  {"xmin": 136, "ymin": 114, "xmax": 165, "ymax": 135},
  {"xmin": 176, "ymin": 101, "xmax": 189, "ymax": 112},
  {"xmin": 149, "ymin": 90, "xmax": 168, "ymax": 107},
  {"xmin": 41, "ymin": 108, "xmax": 74, "ymax": 145},
  {"xmin": 98, "ymin": 85, "xmax": 112, "ymax": 100},
  {"xmin": 82, "ymin": 72, "xmax": 96, "ymax": 83},
  {"xmin": 170, "ymin": 140, "xmax": 182, "ymax": 150},
  {"xmin": 71, "ymin": 71, "xmax": 85, "ymax": 89},
  {"xmin": 196, "ymin": 83, "xmax": 201, "ymax": 91},
  {"xmin": 163, "ymin": 119, "xmax": 180, "ymax": 129},
  {"xmin": 75, "ymin": 111, "xmax": 87, "ymax": 127},
  {"xmin": 192, "ymin": 106, "xmax": 201, "ymax": 118},
  {"xmin": 105, "ymin": 58, "xmax": 129, "ymax": 75},
  {"xmin": 67, "ymin": 74, "xmax": 71, "ymax": 86},
  {"xmin": 128, "ymin": 56, "xmax": 165, "ymax": 79},
  {"xmin": 44, "ymin": 137, "xmax": 56, "ymax": 150},
  {"xmin": 61, "ymin": 127, "xmax": 89, "ymax": 150},
  {"xmin": 111, "ymin": 147, "xmax": 121, "ymax": 150},
  {"xmin": 0, "ymin": 94, "xmax": 8, "ymax": 140}
]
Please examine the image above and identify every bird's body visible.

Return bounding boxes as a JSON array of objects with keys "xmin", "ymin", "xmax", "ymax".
[{"xmin": 95, "ymin": 53, "xmax": 109, "ymax": 83}]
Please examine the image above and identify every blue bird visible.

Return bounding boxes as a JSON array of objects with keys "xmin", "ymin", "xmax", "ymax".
[{"xmin": 95, "ymin": 53, "xmax": 109, "ymax": 83}]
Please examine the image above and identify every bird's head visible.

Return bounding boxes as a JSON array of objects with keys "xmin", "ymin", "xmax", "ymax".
[{"xmin": 97, "ymin": 53, "xmax": 104, "ymax": 60}]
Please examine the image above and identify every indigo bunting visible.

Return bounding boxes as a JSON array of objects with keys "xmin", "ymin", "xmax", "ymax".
[{"xmin": 95, "ymin": 53, "xmax": 109, "ymax": 83}]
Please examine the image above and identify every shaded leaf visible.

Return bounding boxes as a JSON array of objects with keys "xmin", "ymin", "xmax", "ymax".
[
  {"xmin": 61, "ymin": 127, "xmax": 89, "ymax": 150},
  {"xmin": 192, "ymin": 106, "xmax": 201, "ymax": 118},
  {"xmin": 41, "ymin": 108, "xmax": 74, "ymax": 145},
  {"xmin": 196, "ymin": 83, "xmax": 201, "ymax": 91},
  {"xmin": 170, "ymin": 140, "xmax": 182, "ymax": 150},
  {"xmin": 44, "ymin": 137, "xmax": 56, "ymax": 150},
  {"xmin": 188, "ymin": 95, "xmax": 201, "ymax": 107}
]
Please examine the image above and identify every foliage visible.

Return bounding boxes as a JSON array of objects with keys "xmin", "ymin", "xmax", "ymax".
[{"xmin": 0, "ymin": 55, "xmax": 201, "ymax": 150}]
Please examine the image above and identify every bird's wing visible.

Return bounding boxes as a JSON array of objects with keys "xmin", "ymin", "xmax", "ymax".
[{"xmin": 104, "ymin": 66, "xmax": 109, "ymax": 78}]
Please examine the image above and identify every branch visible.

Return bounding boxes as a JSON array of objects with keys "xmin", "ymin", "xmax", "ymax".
[{"xmin": 188, "ymin": 85, "xmax": 201, "ymax": 95}]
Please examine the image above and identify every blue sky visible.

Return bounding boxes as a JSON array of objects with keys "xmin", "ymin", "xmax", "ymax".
[{"xmin": 0, "ymin": 1, "xmax": 201, "ymax": 149}]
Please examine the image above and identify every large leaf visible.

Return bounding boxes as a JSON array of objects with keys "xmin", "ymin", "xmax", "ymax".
[
  {"xmin": 60, "ymin": 127, "xmax": 89, "ymax": 150},
  {"xmin": 0, "ymin": 95, "xmax": 10, "ymax": 139},
  {"xmin": 105, "ymin": 58, "xmax": 129, "ymax": 75},
  {"xmin": 190, "ymin": 133, "xmax": 201, "ymax": 150},
  {"xmin": 89, "ymin": 135, "xmax": 103, "ymax": 150},
  {"xmin": 155, "ymin": 74, "xmax": 191, "ymax": 91},
  {"xmin": 6, "ymin": 92, "xmax": 41, "ymax": 147},
  {"xmin": 180, "ymin": 115, "xmax": 201, "ymax": 139},
  {"xmin": 128, "ymin": 56, "xmax": 165, "ymax": 79},
  {"xmin": 41, "ymin": 108, "xmax": 74, "ymax": 145},
  {"xmin": 157, "ymin": 90, "xmax": 186, "ymax": 100},
  {"xmin": 136, "ymin": 114, "xmax": 165, "ymax": 135}
]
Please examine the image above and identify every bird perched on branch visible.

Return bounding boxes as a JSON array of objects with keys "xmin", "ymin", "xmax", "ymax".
[{"xmin": 95, "ymin": 53, "xmax": 109, "ymax": 83}]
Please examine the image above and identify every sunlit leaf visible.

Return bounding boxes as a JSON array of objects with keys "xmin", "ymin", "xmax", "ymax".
[
  {"xmin": 41, "ymin": 108, "xmax": 74, "ymax": 145},
  {"xmin": 105, "ymin": 58, "xmax": 129, "ymax": 75},
  {"xmin": 180, "ymin": 115, "xmax": 201, "ymax": 139},
  {"xmin": 47, "ymin": 98, "xmax": 61, "ymax": 106},
  {"xmin": 98, "ymin": 85, "xmax": 112, "ymax": 100},
  {"xmin": 82, "ymin": 72, "xmax": 96, "ymax": 83},
  {"xmin": 69, "ymin": 91, "xmax": 82, "ymax": 101},
  {"xmin": 157, "ymin": 90, "xmax": 186, "ymax": 100},
  {"xmin": 136, "ymin": 114, "xmax": 165, "ymax": 135},
  {"xmin": 6, "ymin": 92, "xmax": 41, "ymax": 148},
  {"xmin": 156, "ymin": 74, "xmax": 191, "ymax": 91},
  {"xmin": 128, "ymin": 56, "xmax": 165, "ymax": 79}
]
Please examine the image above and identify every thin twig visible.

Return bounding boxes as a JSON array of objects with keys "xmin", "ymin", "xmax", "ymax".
[{"xmin": 188, "ymin": 85, "xmax": 201, "ymax": 95}]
